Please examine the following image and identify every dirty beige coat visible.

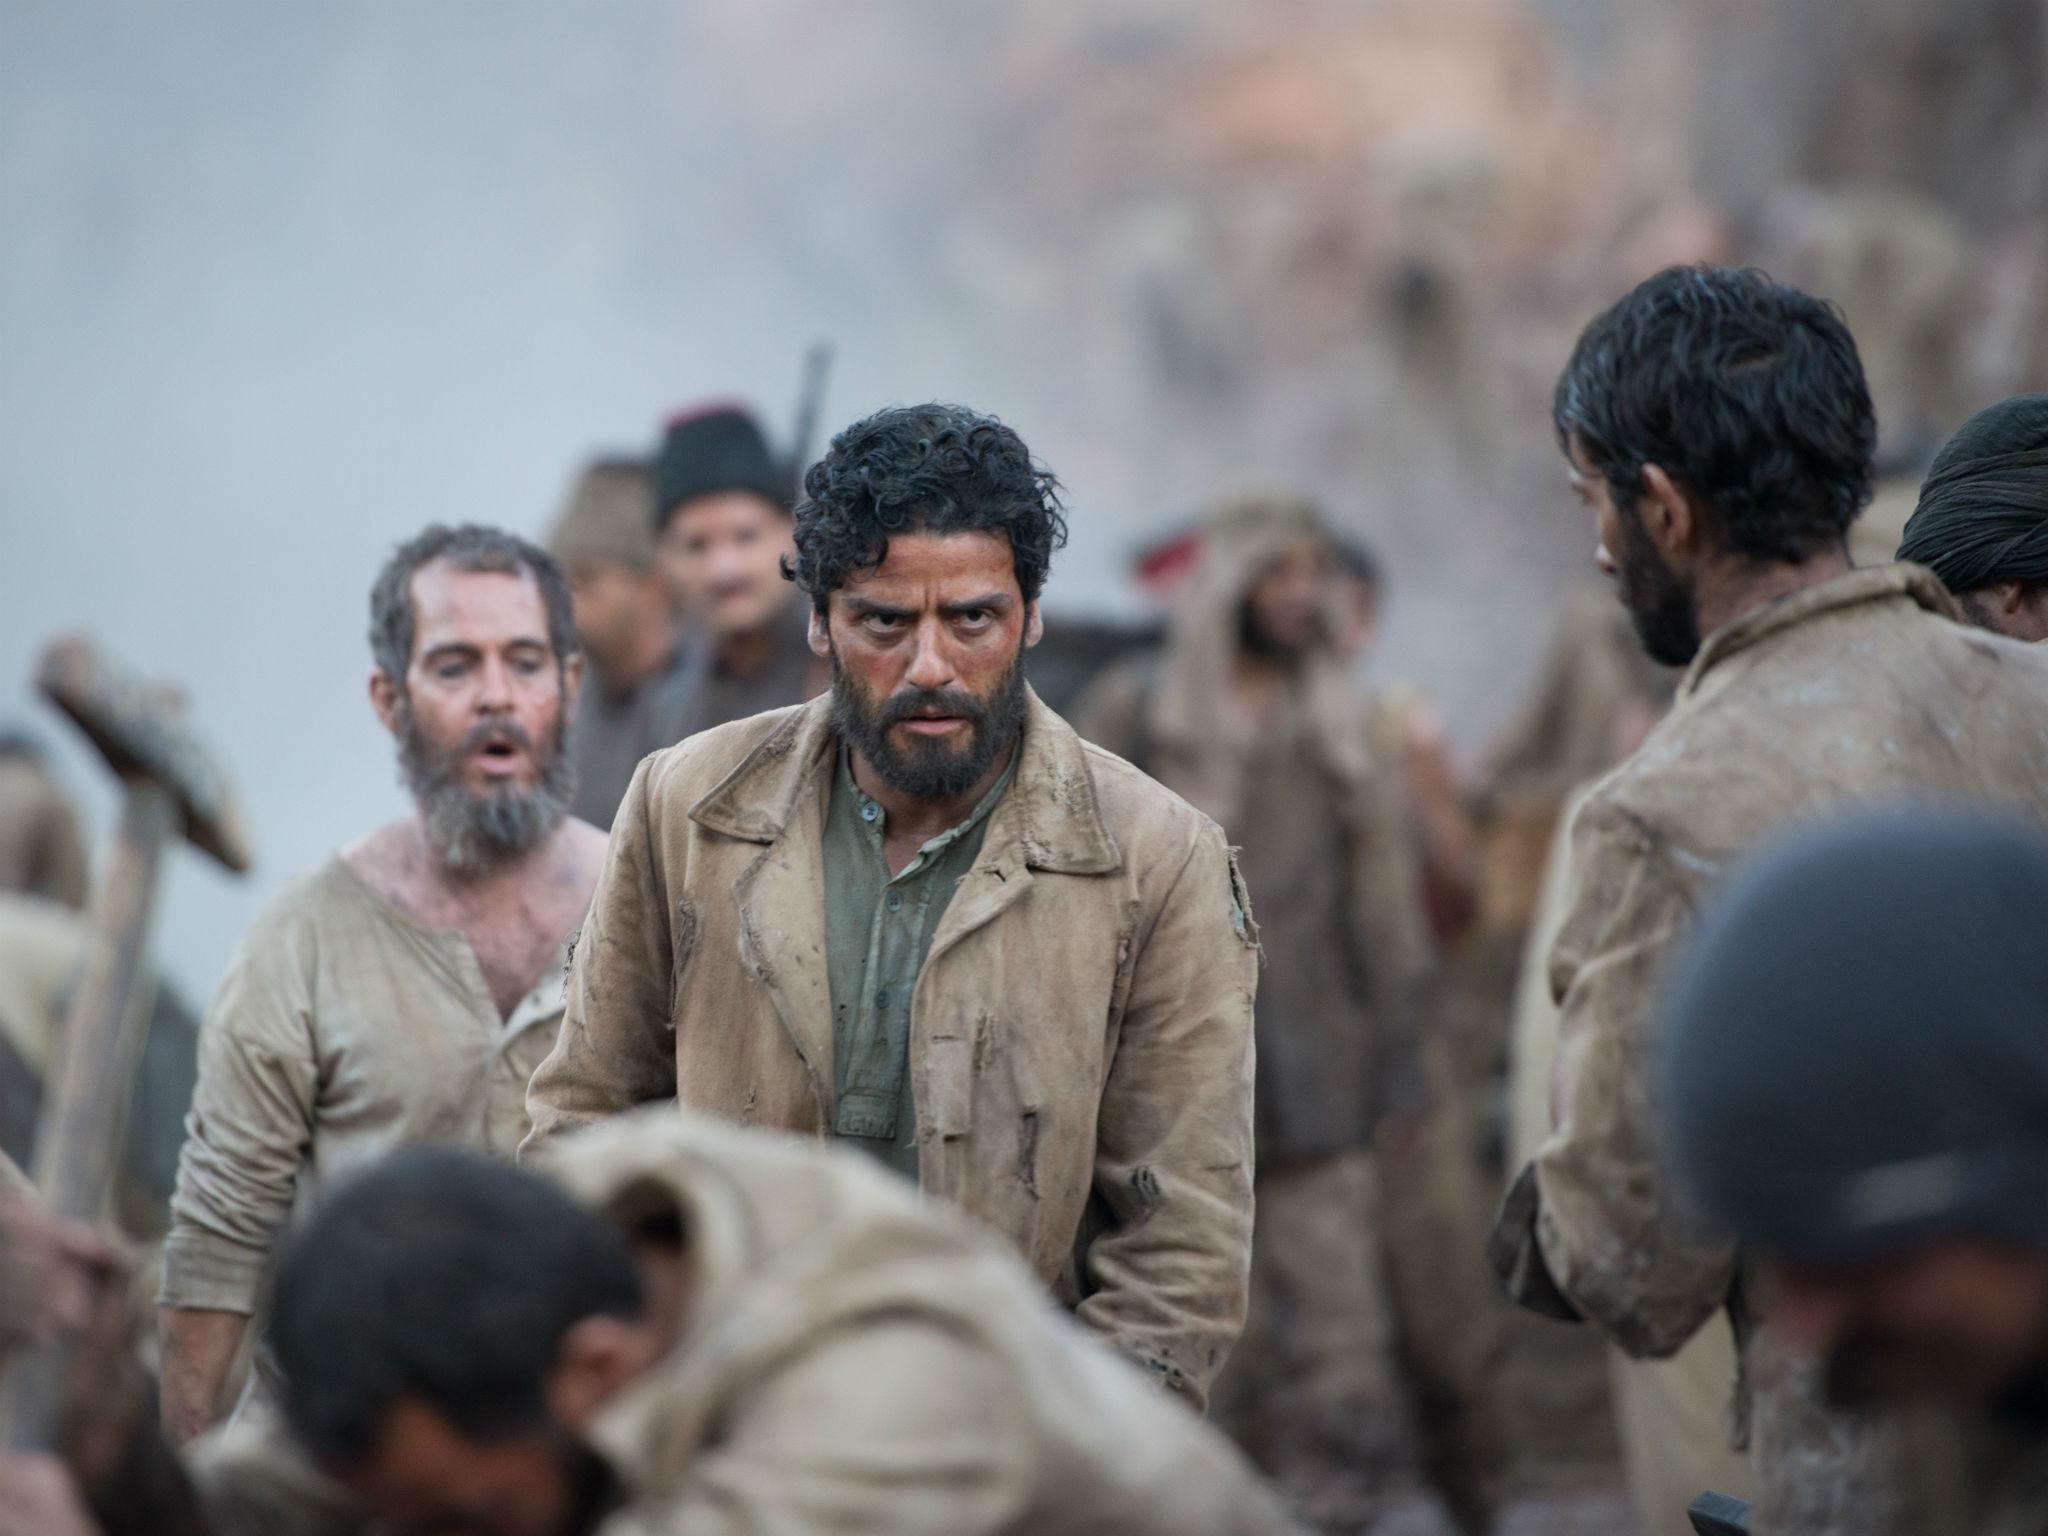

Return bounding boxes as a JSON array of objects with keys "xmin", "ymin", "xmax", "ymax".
[
  {"xmin": 524, "ymin": 688, "xmax": 1259, "ymax": 1410},
  {"xmin": 1492, "ymin": 565, "xmax": 2048, "ymax": 1530},
  {"xmin": 163, "ymin": 858, "xmax": 570, "ymax": 1316},
  {"xmin": 197, "ymin": 1109, "xmax": 1301, "ymax": 1536},
  {"xmin": 1505, "ymin": 787, "xmax": 1755, "ymax": 1536}
]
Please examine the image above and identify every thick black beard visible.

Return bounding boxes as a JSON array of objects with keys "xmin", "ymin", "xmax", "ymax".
[
  {"xmin": 829, "ymin": 650, "xmax": 1027, "ymax": 802},
  {"xmin": 1616, "ymin": 502, "xmax": 1702, "ymax": 667},
  {"xmin": 395, "ymin": 696, "xmax": 575, "ymax": 877},
  {"xmin": 1237, "ymin": 602, "xmax": 1313, "ymax": 666}
]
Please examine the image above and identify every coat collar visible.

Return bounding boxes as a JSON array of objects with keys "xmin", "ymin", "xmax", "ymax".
[
  {"xmin": 688, "ymin": 685, "xmax": 1122, "ymax": 876},
  {"xmin": 1680, "ymin": 562, "xmax": 1960, "ymax": 699}
]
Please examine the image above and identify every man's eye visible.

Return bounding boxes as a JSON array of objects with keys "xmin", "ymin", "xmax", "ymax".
[
  {"xmin": 863, "ymin": 613, "xmax": 904, "ymax": 632},
  {"xmin": 955, "ymin": 609, "xmax": 992, "ymax": 629},
  {"xmin": 435, "ymin": 662, "xmax": 468, "ymax": 680},
  {"xmin": 513, "ymin": 656, "xmax": 544, "ymax": 674}
]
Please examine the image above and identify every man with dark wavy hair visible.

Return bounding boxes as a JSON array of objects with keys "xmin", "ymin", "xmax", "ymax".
[
  {"xmin": 1489, "ymin": 266, "xmax": 2048, "ymax": 1529},
  {"xmin": 526, "ymin": 404, "xmax": 1259, "ymax": 1412}
]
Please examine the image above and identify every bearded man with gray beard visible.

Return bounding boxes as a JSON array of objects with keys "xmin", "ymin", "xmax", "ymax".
[{"xmin": 157, "ymin": 524, "xmax": 608, "ymax": 1449}]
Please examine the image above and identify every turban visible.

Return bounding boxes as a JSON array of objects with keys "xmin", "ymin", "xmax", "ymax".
[{"xmin": 1897, "ymin": 394, "xmax": 2048, "ymax": 593}]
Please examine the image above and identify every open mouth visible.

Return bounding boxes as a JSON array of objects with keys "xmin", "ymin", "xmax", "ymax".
[{"xmin": 472, "ymin": 737, "xmax": 525, "ymax": 774}]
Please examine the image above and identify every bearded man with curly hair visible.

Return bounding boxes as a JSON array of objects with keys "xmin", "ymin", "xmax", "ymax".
[{"xmin": 524, "ymin": 404, "xmax": 1259, "ymax": 1412}]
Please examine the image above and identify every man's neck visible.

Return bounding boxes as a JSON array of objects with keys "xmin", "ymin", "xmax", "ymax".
[
  {"xmin": 715, "ymin": 599, "xmax": 792, "ymax": 680},
  {"xmin": 851, "ymin": 738, "xmax": 1017, "ymax": 851},
  {"xmin": 1690, "ymin": 545, "xmax": 1854, "ymax": 645}
]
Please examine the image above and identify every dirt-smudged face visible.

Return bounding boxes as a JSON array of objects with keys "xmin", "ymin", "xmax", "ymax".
[
  {"xmin": 657, "ymin": 491, "xmax": 794, "ymax": 640},
  {"xmin": 1569, "ymin": 436, "xmax": 1700, "ymax": 667},
  {"xmin": 1763, "ymin": 1239, "xmax": 2048, "ymax": 1409},
  {"xmin": 560, "ymin": 555, "xmax": 668, "ymax": 684},
  {"xmin": 371, "ymin": 559, "xmax": 577, "ymax": 872},
  {"xmin": 339, "ymin": 1399, "xmax": 603, "ymax": 1536},
  {"xmin": 814, "ymin": 529, "xmax": 1039, "ymax": 802},
  {"xmin": 1240, "ymin": 533, "xmax": 1334, "ymax": 661}
]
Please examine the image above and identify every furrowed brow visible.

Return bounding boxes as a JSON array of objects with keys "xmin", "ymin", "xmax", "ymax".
[
  {"xmin": 939, "ymin": 593, "xmax": 1013, "ymax": 618},
  {"xmin": 843, "ymin": 597, "xmax": 915, "ymax": 620}
]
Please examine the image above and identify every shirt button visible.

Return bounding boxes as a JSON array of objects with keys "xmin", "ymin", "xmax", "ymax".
[
  {"xmin": 885, "ymin": 891, "xmax": 903, "ymax": 913},
  {"xmin": 860, "ymin": 803, "xmax": 879, "ymax": 823},
  {"xmin": 875, "ymin": 990, "xmax": 890, "ymax": 1010}
]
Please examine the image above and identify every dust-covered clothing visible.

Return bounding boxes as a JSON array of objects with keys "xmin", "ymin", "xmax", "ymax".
[
  {"xmin": 1492, "ymin": 565, "xmax": 2048, "ymax": 1531},
  {"xmin": 568, "ymin": 640, "xmax": 696, "ymax": 830},
  {"xmin": 823, "ymin": 745, "xmax": 1016, "ymax": 1181},
  {"xmin": 1211, "ymin": 1149, "xmax": 1411, "ymax": 1531},
  {"xmin": 1505, "ymin": 791, "xmax": 1755, "ymax": 1533},
  {"xmin": 195, "ymin": 1110, "xmax": 1303, "ymax": 1536},
  {"xmin": 1073, "ymin": 502, "xmax": 1504, "ymax": 1527},
  {"xmin": 0, "ymin": 752, "xmax": 90, "ymax": 908},
  {"xmin": 523, "ymin": 688, "xmax": 1259, "ymax": 1411},
  {"xmin": 161, "ymin": 858, "xmax": 570, "ymax": 1316}
]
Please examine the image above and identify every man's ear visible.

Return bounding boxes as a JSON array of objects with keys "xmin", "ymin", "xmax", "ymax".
[
  {"xmin": 561, "ymin": 652, "xmax": 586, "ymax": 709},
  {"xmin": 1987, "ymin": 580, "xmax": 2028, "ymax": 619},
  {"xmin": 544, "ymin": 1318, "xmax": 647, "ymax": 1432},
  {"xmin": 1637, "ymin": 464, "xmax": 1698, "ymax": 558},
  {"xmin": 1023, "ymin": 600, "xmax": 1044, "ymax": 650},
  {"xmin": 806, "ymin": 606, "xmax": 832, "ymax": 659},
  {"xmin": 368, "ymin": 670, "xmax": 402, "ymax": 737}
]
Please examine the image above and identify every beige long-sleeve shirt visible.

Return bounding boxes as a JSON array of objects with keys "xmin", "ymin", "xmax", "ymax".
[{"xmin": 160, "ymin": 858, "xmax": 569, "ymax": 1314}]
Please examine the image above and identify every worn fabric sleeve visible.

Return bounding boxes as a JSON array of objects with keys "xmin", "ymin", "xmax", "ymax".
[
  {"xmin": 523, "ymin": 756, "xmax": 680, "ymax": 1158},
  {"xmin": 1076, "ymin": 821, "xmax": 1258, "ymax": 1413},
  {"xmin": 159, "ymin": 919, "xmax": 321, "ymax": 1314},
  {"xmin": 603, "ymin": 1322, "xmax": 1025, "ymax": 1536},
  {"xmin": 1488, "ymin": 794, "xmax": 1736, "ymax": 1358}
]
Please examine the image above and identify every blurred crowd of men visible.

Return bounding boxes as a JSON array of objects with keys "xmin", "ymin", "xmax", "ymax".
[{"xmin": 6, "ymin": 254, "xmax": 2048, "ymax": 1536}]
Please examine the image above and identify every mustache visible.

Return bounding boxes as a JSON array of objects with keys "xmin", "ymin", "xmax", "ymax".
[
  {"xmin": 879, "ymin": 687, "xmax": 991, "ymax": 727},
  {"xmin": 456, "ymin": 717, "xmax": 537, "ymax": 755}
]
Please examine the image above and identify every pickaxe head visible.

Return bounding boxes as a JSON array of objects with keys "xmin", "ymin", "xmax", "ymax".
[{"xmin": 36, "ymin": 637, "xmax": 251, "ymax": 873}]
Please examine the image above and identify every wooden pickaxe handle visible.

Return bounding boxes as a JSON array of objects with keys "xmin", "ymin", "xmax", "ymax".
[
  {"xmin": 1, "ymin": 780, "xmax": 179, "ymax": 1448},
  {"xmin": 2, "ymin": 636, "xmax": 248, "ymax": 1449}
]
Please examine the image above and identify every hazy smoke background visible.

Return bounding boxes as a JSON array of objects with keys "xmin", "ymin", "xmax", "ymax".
[{"xmin": 4, "ymin": 0, "xmax": 2043, "ymax": 1003}]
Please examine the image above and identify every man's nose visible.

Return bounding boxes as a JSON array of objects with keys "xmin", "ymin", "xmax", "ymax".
[
  {"xmin": 903, "ymin": 619, "xmax": 954, "ymax": 692},
  {"xmin": 475, "ymin": 657, "xmax": 516, "ymax": 710}
]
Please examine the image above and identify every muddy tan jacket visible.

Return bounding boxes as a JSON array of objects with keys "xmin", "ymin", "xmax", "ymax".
[
  {"xmin": 524, "ymin": 689, "xmax": 1259, "ymax": 1409},
  {"xmin": 197, "ymin": 1110, "xmax": 1299, "ymax": 1536},
  {"xmin": 1492, "ymin": 566, "xmax": 2048, "ymax": 1530}
]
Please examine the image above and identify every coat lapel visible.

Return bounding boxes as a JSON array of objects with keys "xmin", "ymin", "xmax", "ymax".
[{"xmin": 696, "ymin": 698, "xmax": 838, "ymax": 1118}]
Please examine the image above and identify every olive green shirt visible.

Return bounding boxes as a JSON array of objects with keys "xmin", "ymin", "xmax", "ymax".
[{"xmin": 822, "ymin": 746, "xmax": 1017, "ymax": 1181}]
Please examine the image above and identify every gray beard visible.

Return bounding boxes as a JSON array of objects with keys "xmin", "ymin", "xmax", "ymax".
[{"xmin": 395, "ymin": 699, "xmax": 575, "ymax": 878}]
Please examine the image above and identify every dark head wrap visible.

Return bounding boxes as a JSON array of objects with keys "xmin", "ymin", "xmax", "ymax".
[
  {"xmin": 653, "ymin": 405, "xmax": 792, "ymax": 529},
  {"xmin": 1658, "ymin": 805, "xmax": 2048, "ymax": 1264},
  {"xmin": 1896, "ymin": 394, "xmax": 2048, "ymax": 594}
]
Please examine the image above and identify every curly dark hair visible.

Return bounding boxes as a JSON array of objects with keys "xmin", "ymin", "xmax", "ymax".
[
  {"xmin": 786, "ymin": 403, "xmax": 1069, "ymax": 610},
  {"xmin": 1555, "ymin": 265, "xmax": 1876, "ymax": 564}
]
